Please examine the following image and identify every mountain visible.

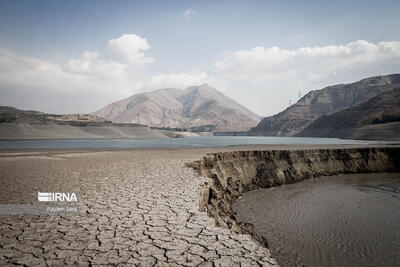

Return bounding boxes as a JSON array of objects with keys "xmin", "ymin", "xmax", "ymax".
[
  {"xmin": 250, "ymin": 74, "xmax": 400, "ymax": 136},
  {"xmin": 92, "ymin": 84, "xmax": 261, "ymax": 131},
  {"xmin": 297, "ymin": 88, "xmax": 400, "ymax": 140}
]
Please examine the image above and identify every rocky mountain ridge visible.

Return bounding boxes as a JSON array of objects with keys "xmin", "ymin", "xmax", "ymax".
[
  {"xmin": 92, "ymin": 84, "xmax": 261, "ymax": 131},
  {"xmin": 297, "ymin": 87, "xmax": 400, "ymax": 140},
  {"xmin": 250, "ymin": 74, "xmax": 400, "ymax": 136}
]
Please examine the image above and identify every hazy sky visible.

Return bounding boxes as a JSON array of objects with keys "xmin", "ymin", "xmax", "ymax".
[{"xmin": 1, "ymin": 0, "xmax": 400, "ymax": 116}]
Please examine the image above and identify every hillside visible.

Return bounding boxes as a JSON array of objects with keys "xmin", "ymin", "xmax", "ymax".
[
  {"xmin": 297, "ymin": 88, "xmax": 400, "ymax": 140},
  {"xmin": 250, "ymin": 74, "xmax": 400, "ymax": 136},
  {"xmin": 0, "ymin": 106, "xmax": 167, "ymax": 139},
  {"xmin": 0, "ymin": 106, "xmax": 109, "ymax": 124},
  {"xmin": 92, "ymin": 84, "xmax": 261, "ymax": 131}
]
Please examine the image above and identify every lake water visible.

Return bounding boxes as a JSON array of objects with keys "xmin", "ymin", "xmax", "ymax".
[
  {"xmin": 233, "ymin": 173, "xmax": 400, "ymax": 267},
  {"xmin": 0, "ymin": 136, "xmax": 379, "ymax": 150}
]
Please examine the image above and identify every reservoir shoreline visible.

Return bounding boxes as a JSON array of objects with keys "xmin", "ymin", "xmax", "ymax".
[
  {"xmin": 188, "ymin": 146, "xmax": 400, "ymax": 265},
  {"xmin": 1, "ymin": 144, "xmax": 399, "ymax": 265}
]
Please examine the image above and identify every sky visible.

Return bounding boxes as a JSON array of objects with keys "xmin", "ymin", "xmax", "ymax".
[{"xmin": 1, "ymin": 0, "xmax": 400, "ymax": 116}]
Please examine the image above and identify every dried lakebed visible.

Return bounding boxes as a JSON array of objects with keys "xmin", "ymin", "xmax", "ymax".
[
  {"xmin": 0, "ymin": 147, "xmax": 278, "ymax": 266},
  {"xmin": 0, "ymin": 146, "xmax": 399, "ymax": 266},
  {"xmin": 234, "ymin": 173, "xmax": 400, "ymax": 266},
  {"xmin": 190, "ymin": 147, "xmax": 400, "ymax": 266}
]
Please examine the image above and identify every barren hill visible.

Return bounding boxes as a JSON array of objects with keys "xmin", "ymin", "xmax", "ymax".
[
  {"xmin": 297, "ymin": 88, "xmax": 400, "ymax": 140},
  {"xmin": 92, "ymin": 84, "xmax": 261, "ymax": 131},
  {"xmin": 250, "ymin": 74, "xmax": 400, "ymax": 136}
]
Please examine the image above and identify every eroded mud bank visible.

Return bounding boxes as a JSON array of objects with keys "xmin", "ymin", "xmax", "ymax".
[{"xmin": 188, "ymin": 147, "xmax": 400, "ymax": 246}]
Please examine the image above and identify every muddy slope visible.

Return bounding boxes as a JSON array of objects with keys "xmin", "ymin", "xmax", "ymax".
[{"xmin": 188, "ymin": 147, "xmax": 400, "ymax": 246}]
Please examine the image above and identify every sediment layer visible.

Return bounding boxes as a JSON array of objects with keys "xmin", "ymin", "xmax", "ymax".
[
  {"xmin": 188, "ymin": 147, "xmax": 400, "ymax": 246},
  {"xmin": 0, "ymin": 122, "xmax": 168, "ymax": 139}
]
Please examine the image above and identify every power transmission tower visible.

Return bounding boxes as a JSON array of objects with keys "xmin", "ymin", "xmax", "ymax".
[
  {"xmin": 162, "ymin": 110, "xmax": 165, "ymax": 129},
  {"xmin": 298, "ymin": 89, "xmax": 301, "ymax": 99},
  {"xmin": 143, "ymin": 105, "xmax": 146, "ymax": 125},
  {"xmin": 289, "ymin": 99, "xmax": 292, "ymax": 106}
]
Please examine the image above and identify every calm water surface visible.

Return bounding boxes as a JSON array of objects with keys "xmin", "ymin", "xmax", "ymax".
[
  {"xmin": 234, "ymin": 173, "xmax": 400, "ymax": 267},
  {"xmin": 0, "ymin": 136, "xmax": 378, "ymax": 150}
]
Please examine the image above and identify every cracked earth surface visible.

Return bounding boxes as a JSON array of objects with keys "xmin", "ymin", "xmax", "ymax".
[{"xmin": 0, "ymin": 148, "xmax": 278, "ymax": 266}]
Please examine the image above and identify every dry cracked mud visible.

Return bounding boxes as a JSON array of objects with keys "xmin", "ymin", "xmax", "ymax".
[{"xmin": 0, "ymin": 147, "xmax": 282, "ymax": 266}]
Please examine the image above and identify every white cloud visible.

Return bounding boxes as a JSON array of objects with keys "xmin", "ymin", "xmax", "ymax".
[
  {"xmin": 0, "ymin": 48, "xmax": 145, "ymax": 113},
  {"xmin": 0, "ymin": 48, "xmax": 139, "ymax": 95},
  {"xmin": 0, "ymin": 33, "xmax": 211, "ymax": 113},
  {"xmin": 145, "ymin": 72, "xmax": 208, "ymax": 89},
  {"xmin": 0, "ymin": 49, "xmax": 80, "ymax": 91},
  {"xmin": 2, "ymin": 37, "xmax": 400, "ymax": 117},
  {"xmin": 67, "ymin": 50, "xmax": 128, "ymax": 77},
  {"xmin": 183, "ymin": 9, "xmax": 196, "ymax": 20},
  {"xmin": 107, "ymin": 34, "xmax": 154, "ymax": 65},
  {"xmin": 214, "ymin": 40, "xmax": 400, "ymax": 82},
  {"xmin": 0, "ymin": 33, "xmax": 156, "ymax": 96},
  {"xmin": 213, "ymin": 40, "xmax": 400, "ymax": 115}
]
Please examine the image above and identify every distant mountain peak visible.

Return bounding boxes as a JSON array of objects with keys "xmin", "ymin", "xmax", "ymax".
[{"xmin": 92, "ymin": 85, "xmax": 260, "ymax": 131}]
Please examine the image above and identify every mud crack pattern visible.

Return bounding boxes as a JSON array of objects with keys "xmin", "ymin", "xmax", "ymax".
[{"xmin": 0, "ymin": 149, "xmax": 277, "ymax": 266}]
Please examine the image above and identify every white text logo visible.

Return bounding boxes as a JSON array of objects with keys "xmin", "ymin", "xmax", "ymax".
[{"xmin": 38, "ymin": 192, "xmax": 78, "ymax": 202}]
